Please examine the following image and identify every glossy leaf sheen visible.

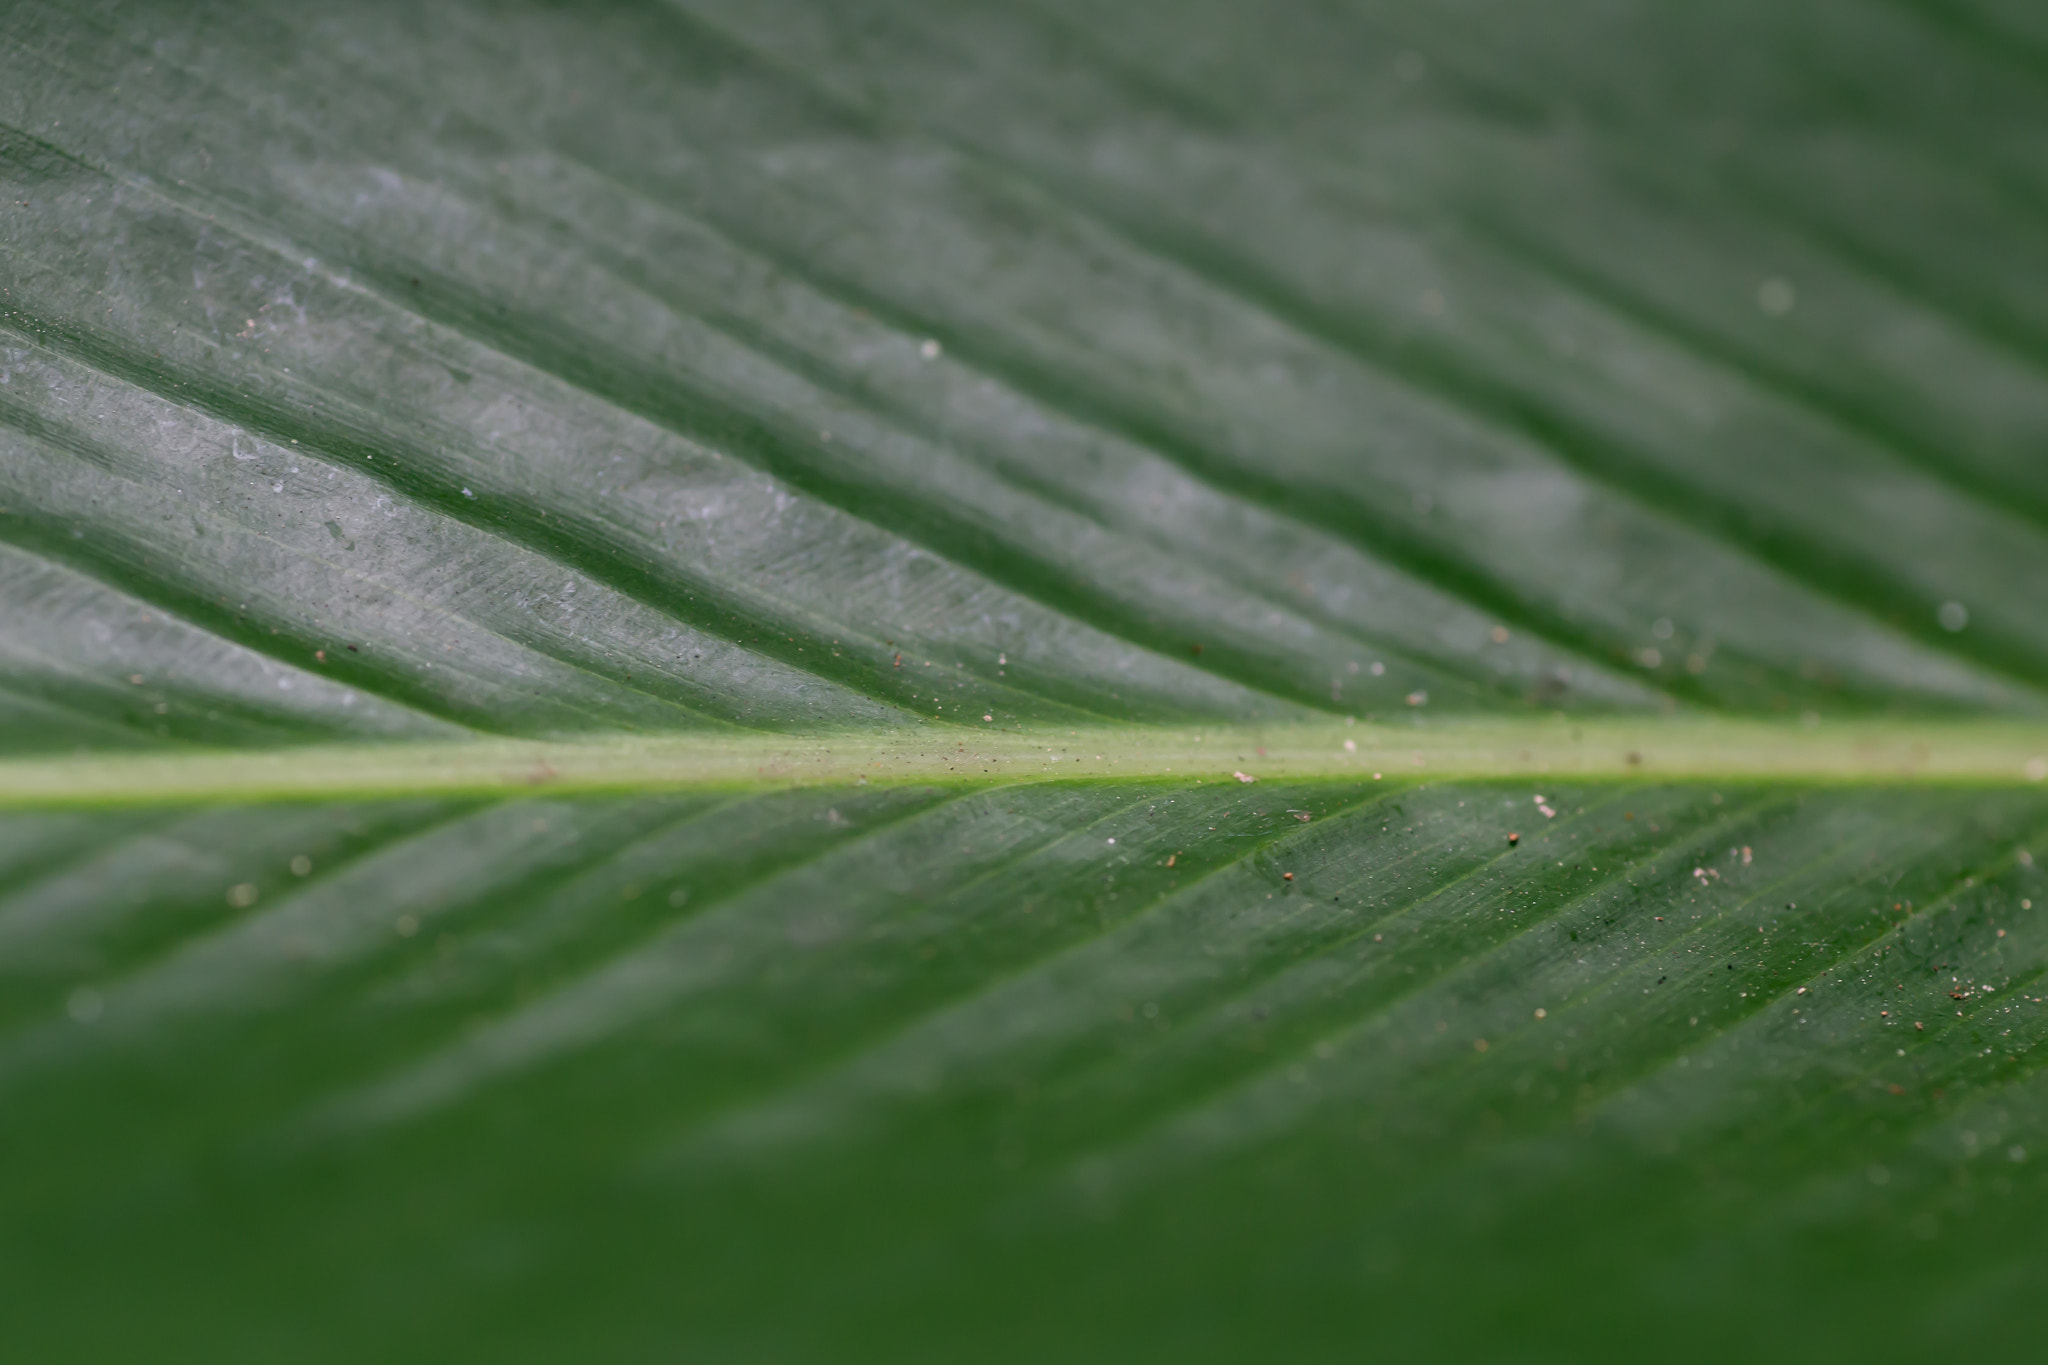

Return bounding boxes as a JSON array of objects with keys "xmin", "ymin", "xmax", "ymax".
[{"xmin": 3, "ymin": 0, "xmax": 2048, "ymax": 1359}]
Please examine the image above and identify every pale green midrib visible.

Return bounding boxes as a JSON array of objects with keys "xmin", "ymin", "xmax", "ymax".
[{"xmin": 3, "ymin": 718, "xmax": 2047, "ymax": 807}]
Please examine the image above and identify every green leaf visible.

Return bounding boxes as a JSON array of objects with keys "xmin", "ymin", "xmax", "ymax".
[{"xmin": 5, "ymin": 0, "xmax": 2048, "ymax": 1357}]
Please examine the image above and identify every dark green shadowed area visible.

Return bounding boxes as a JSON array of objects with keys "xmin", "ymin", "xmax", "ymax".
[
  {"xmin": 4, "ymin": 0, "xmax": 2048, "ymax": 1359},
  {"xmin": 5, "ymin": 781, "xmax": 2048, "ymax": 1361}
]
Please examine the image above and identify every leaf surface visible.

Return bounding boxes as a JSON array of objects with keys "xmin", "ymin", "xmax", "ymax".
[{"xmin": 4, "ymin": 0, "xmax": 2048, "ymax": 1358}]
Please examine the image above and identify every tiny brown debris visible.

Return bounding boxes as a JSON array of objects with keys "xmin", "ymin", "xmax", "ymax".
[
  {"xmin": 315, "ymin": 649, "xmax": 327, "ymax": 663},
  {"xmin": 1282, "ymin": 872, "xmax": 1294, "ymax": 882}
]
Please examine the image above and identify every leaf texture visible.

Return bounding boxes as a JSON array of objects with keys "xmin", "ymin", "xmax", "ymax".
[{"xmin": 5, "ymin": 0, "xmax": 2048, "ymax": 1358}]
